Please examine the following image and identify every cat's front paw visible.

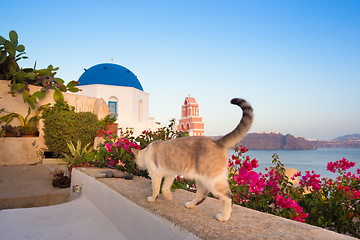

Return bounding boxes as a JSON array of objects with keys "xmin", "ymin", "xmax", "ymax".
[
  {"xmin": 215, "ymin": 213, "xmax": 229, "ymax": 222},
  {"xmin": 147, "ymin": 196, "xmax": 157, "ymax": 202},
  {"xmin": 185, "ymin": 201, "xmax": 195, "ymax": 209}
]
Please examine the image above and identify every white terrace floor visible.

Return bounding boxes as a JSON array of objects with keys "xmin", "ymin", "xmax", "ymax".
[{"xmin": 0, "ymin": 167, "xmax": 356, "ymax": 240}]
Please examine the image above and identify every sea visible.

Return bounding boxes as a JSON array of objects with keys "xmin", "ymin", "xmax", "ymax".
[{"xmin": 228, "ymin": 148, "xmax": 360, "ymax": 179}]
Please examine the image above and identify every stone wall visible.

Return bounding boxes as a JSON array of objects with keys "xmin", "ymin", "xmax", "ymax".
[{"xmin": 0, "ymin": 80, "xmax": 109, "ymax": 165}]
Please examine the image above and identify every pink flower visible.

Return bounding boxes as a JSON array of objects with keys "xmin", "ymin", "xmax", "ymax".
[
  {"xmin": 291, "ymin": 171, "xmax": 302, "ymax": 180},
  {"xmin": 251, "ymin": 158, "xmax": 259, "ymax": 168},
  {"xmin": 105, "ymin": 143, "xmax": 112, "ymax": 152},
  {"xmin": 299, "ymin": 171, "xmax": 321, "ymax": 191},
  {"xmin": 327, "ymin": 158, "xmax": 355, "ymax": 173}
]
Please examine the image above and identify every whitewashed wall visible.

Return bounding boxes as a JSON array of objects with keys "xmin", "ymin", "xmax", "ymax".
[{"xmin": 79, "ymin": 84, "xmax": 159, "ymax": 136}]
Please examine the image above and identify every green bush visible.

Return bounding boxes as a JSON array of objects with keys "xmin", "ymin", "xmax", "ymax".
[{"xmin": 43, "ymin": 101, "xmax": 98, "ymax": 156}]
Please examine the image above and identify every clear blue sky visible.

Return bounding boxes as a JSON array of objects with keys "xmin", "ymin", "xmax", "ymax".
[{"xmin": 1, "ymin": 0, "xmax": 359, "ymax": 140}]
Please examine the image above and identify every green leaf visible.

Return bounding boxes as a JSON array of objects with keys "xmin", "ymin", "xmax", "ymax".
[
  {"xmin": 68, "ymin": 87, "xmax": 79, "ymax": 93},
  {"xmin": 59, "ymin": 85, "xmax": 67, "ymax": 92},
  {"xmin": 38, "ymin": 69, "xmax": 52, "ymax": 76},
  {"xmin": 9, "ymin": 31, "xmax": 18, "ymax": 44},
  {"xmin": 22, "ymin": 90, "xmax": 36, "ymax": 109},
  {"xmin": 33, "ymin": 91, "xmax": 46, "ymax": 99},
  {"xmin": 5, "ymin": 41, "xmax": 15, "ymax": 56},
  {"xmin": 86, "ymin": 152, "xmax": 96, "ymax": 162},
  {"xmin": 55, "ymin": 77, "xmax": 64, "ymax": 84},
  {"xmin": 15, "ymin": 83, "xmax": 25, "ymax": 91},
  {"xmin": 16, "ymin": 44, "xmax": 25, "ymax": 52},
  {"xmin": 47, "ymin": 65, "xmax": 53, "ymax": 71},
  {"xmin": 30, "ymin": 94, "xmax": 37, "ymax": 103},
  {"xmin": 317, "ymin": 217, "xmax": 323, "ymax": 226},
  {"xmin": 54, "ymin": 88, "xmax": 64, "ymax": 101},
  {"xmin": 0, "ymin": 51, "xmax": 6, "ymax": 64},
  {"xmin": 0, "ymin": 36, "xmax": 6, "ymax": 44},
  {"xmin": 16, "ymin": 72, "xmax": 26, "ymax": 81},
  {"xmin": 66, "ymin": 81, "xmax": 78, "ymax": 88},
  {"xmin": 22, "ymin": 90, "xmax": 29, "ymax": 100},
  {"xmin": 26, "ymin": 72, "xmax": 36, "ymax": 80}
]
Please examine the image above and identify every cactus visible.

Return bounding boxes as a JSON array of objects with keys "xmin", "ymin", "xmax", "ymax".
[
  {"xmin": 0, "ymin": 30, "xmax": 80, "ymax": 109},
  {"xmin": 0, "ymin": 30, "xmax": 27, "ymax": 74}
]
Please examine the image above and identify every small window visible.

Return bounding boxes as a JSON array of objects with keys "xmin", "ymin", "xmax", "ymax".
[{"xmin": 108, "ymin": 101, "xmax": 117, "ymax": 118}]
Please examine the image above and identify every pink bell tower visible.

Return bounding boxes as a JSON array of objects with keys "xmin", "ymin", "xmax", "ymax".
[{"xmin": 178, "ymin": 95, "xmax": 204, "ymax": 136}]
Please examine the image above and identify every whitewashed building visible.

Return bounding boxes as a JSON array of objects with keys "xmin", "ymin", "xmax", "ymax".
[{"xmin": 77, "ymin": 63, "xmax": 159, "ymax": 136}]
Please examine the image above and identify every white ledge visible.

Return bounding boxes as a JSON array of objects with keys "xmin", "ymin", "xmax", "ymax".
[{"xmin": 0, "ymin": 168, "xmax": 355, "ymax": 240}]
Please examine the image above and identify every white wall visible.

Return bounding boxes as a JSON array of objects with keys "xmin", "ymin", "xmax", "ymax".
[{"xmin": 78, "ymin": 84, "xmax": 159, "ymax": 136}]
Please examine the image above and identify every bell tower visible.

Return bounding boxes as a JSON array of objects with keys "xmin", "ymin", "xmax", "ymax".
[{"xmin": 178, "ymin": 95, "xmax": 204, "ymax": 136}]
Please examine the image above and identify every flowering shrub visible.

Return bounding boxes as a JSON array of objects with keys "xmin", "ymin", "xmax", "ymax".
[
  {"xmin": 92, "ymin": 130, "xmax": 140, "ymax": 174},
  {"xmin": 228, "ymin": 146, "xmax": 308, "ymax": 222},
  {"xmin": 296, "ymin": 157, "xmax": 360, "ymax": 237},
  {"xmin": 227, "ymin": 146, "xmax": 360, "ymax": 237},
  {"xmin": 135, "ymin": 119, "xmax": 187, "ymax": 149},
  {"xmin": 91, "ymin": 120, "xmax": 187, "ymax": 178}
]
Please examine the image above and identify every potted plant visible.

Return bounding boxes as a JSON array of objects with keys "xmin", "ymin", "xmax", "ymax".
[
  {"xmin": 63, "ymin": 140, "xmax": 93, "ymax": 177},
  {"xmin": 18, "ymin": 125, "xmax": 38, "ymax": 137},
  {"xmin": 0, "ymin": 107, "xmax": 43, "ymax": 137},
  {"xmin": 1, "ymin": 124, "xmax": 19, "ymax": 137},
  {"xmin": 101, "ymin": 114, "xmax": 118, "ymax": 135}
]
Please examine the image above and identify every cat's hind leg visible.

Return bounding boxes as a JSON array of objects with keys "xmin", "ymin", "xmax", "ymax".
[
  {"xmin": 210, "ymin": 178, "xmax": 233, "ymax": 222},
  {"xmin": 161, "ymin": 175, "xmax": 174, "ymax": 200},
  {"xmin": 185, "ymin": 180, "xmax": 209, "ymax": 208},
  {"xmin": 148, "ymin": 174, "xmax": 162, "ymax": 202}
]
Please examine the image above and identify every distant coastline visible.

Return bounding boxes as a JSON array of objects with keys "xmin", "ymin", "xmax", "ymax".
[{"xmin": 210, "ymin": 133, "xmax": 360, "ymax": 150}]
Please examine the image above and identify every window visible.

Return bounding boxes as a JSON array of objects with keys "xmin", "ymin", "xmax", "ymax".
[
  {"xmin": 108, "ymin": 101, "xmax": 117, "ymax": 118},
  {"xmin": 108, "ymin": 96, "xmax": 118, "ymax": 119}
]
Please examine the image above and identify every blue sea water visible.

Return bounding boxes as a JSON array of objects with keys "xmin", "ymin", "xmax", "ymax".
[{"xmin": 228, "ymin": 148, "xmax": 360, "ymax": 179}]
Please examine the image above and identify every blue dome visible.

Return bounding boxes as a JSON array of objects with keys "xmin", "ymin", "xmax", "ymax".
[{"xmin": 78, "ymin": 63, "xmax": 143, "ymax": 91}]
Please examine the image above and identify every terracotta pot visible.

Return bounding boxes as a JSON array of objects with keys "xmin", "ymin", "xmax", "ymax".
[
  {"xmin": 105, "ymin": 123, "xmax": 118, "ymax": 135},
  {"xmin": 21, "ymin": 130, "xmax": 37, "ymax": 137},
  {"xmin": 4, "ymin": 131, "xmax": 18, "ymax": 137},
  {"xmin": 96, "ymin": 128, "xmax": 104, "ymax": 137}
]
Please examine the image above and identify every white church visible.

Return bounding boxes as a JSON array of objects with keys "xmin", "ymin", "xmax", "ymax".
[{"xmin": 77, "ymin": 63, "xmax": 159, "ymax": 136}]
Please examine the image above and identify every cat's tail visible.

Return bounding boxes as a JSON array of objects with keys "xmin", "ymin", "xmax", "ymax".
[{"xmin": 216, "ymin": 98, "xmax": 253, "ymax": 148}]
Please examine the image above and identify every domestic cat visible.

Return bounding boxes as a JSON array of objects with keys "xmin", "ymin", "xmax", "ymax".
[{"xmin": 133, "ymin": 98, "xmax": 253, "ymax": 221}]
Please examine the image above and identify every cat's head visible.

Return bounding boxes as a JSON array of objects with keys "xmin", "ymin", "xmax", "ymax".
[{"xmin": 132, "ymin": 148, "xmax": 146, "ymax": 169}]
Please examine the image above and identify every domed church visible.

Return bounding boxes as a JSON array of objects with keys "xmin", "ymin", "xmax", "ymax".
[{"xmin": 77, "ymin": 63, "xmax": 159, "ymax": 136}]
